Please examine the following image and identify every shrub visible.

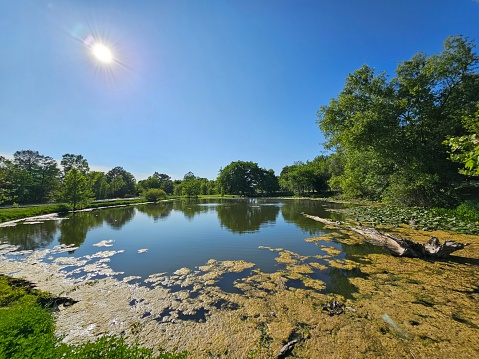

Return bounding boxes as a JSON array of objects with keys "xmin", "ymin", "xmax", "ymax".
[
  {"xmin": 455, "ymin": 200, "xmax": 479, "ymax": 222},
  {"xmin": 143, "ymin": 188, "xmax": 167, "ymax": 202}
]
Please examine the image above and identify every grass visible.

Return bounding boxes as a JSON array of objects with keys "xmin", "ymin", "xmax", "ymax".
[
  {"xmin": 0, "ymin": 275, "xmax": 188, "ymax": 359},
  {"xmin": 0, "ymin": 204, "xmax": 70, "ymax": 223},
  {"xmin": 0, "ymin": 199, "xmax": 146, "ymax": 223}
]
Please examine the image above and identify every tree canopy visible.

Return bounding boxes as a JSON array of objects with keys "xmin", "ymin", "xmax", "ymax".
[
  {"xmin": 217, "ymin": 161, "xmax": 279, "ymax": 196},
  {"xmin": 317, "ymin": 35, "xmax": 479, "ymax": 206}
]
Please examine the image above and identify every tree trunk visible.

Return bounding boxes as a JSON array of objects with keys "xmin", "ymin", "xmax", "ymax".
[{"xmin": 302, "ymin": 213, "xmax": 469, "ymax": 258}]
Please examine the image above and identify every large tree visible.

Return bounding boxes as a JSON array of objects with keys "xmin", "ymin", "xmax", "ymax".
[
  {"xmin": 445, "ymin": 104, "xmax": 479, "ymax": 176},
  {"xmin": 61, "ymin": 154, "xmax": 90, "ymax": 175},
  {"xmin": 12, "ymin": 150, "xmax": 61, "ymax": 203},
  {"xmin": 181, "ymin": 171, "xmax": 201, "ymax": 197},
  {"xmin": 0, "ymin": 156, "xmax": 14, "ymax": 204},
  {"xmin": 317, "ymin": 35, "xmax": 479, "ymax": 206},
  {"xmin": 62, "ymin": 168, "xmax": 92, "ymax": 211},
  {"xmin": 217, "ymin": 161, "xmax": 278, "ymax": 196},
  {"xmin": 279, "ymin": 156, "xmax": 330, "ymax": 195},
  {"xmin": 106, "ymin": 166, "xmax": 137, "ymax": 198}
]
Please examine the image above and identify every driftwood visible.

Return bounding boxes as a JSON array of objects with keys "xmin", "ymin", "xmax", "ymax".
[
  {"xmin": 277, "ymin": 339, "xmax": 298, "ymax": 359},
  {"xmin": 303, "ymin": 213, "xmax": 469, "ymax": 258}
]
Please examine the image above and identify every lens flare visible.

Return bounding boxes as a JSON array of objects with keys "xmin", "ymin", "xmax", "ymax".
[
  {"xmin": 91, "ymin": 43, "xmax": 114, "ymax": 64},
  {"xmin": 69, "ymin": 22, "xmax": 130, "ymax": 83}
]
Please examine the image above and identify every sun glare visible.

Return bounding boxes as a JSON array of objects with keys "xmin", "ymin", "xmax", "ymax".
[
  {"xmin": 69, "ymin": 23, "xmax": 129, "ymax": 81},
  {"xmin": 91, "ymin": 43, "xmax": 114, "ymax": 64}
]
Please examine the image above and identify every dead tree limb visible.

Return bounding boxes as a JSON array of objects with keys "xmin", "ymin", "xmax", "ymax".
[
  {"xmin": 302, "ymin": 213, "xmax": 469, "ymax": 258},
  {"xmin": 277, "ymin": 339, "xmax": 298, "ymax": 359}
]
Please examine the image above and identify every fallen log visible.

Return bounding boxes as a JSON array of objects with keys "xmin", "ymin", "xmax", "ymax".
[
  {"xmin": 277, "ymin": 339, "xmax": 298, "ymax": 359},
  {"xmin": 302, "ymin": 213, "xmax": 469, "ymax": 258}
]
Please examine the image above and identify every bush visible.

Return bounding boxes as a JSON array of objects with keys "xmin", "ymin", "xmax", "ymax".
[
  {"xmin": 143, "ymin": 188, "xmax": 167, "ymax": 202},
  {"xmin": 455, "ymin": 200, "xmax": 479, "ymax": 222}
]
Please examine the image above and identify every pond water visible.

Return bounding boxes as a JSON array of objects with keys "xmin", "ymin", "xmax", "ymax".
[{"xmin": 0, "ymin": 198, "xmax": 381, "ymax": 297}]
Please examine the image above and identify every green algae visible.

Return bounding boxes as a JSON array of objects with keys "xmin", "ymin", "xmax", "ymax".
[{"xmin": 1, "ymin": 218, "xmax": 479, "ymax": 358}]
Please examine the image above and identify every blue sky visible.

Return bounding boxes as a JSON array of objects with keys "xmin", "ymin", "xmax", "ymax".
[{"xmin": 1, "ymin": 0, "xmax": 479, "ymax": 180}]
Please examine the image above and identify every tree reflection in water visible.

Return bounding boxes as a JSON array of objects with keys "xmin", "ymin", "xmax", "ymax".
[
  {"xmin": 136, "ymin": 202, "xmax": 174, "ymax": 222},
  {"xmin": 0, "ymin": 220, "xmax": 58, "ymax": 250},
  {"xmin": 216, "ymin": 199, "xmax": 279, "ymax": 234}
]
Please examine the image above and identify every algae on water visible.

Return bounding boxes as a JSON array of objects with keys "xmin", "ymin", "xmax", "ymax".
[{"xmin": 1, "ymin": 222, "xmax": 478, "ymax": 358}]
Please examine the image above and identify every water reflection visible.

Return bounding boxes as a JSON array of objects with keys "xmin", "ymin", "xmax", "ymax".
[
  {"xmin": 217, "ymin": 200, "xmax": 279, "ymax": 234},
  {"xmin": 58, "ymin": 214, "xmax": 101, "ymax": 247},
  {"xmin": 0, "ymin": 199, "xmax": 348, "ymax": 250},
  {"xmin": 0, "ymin": 199, "xmax": 385, "ymax": 300},
  {"xmin": 281, "ymin": 199, "xmax": 345, "ymax": 235},
  {"xmin": 327, "ymin": 241, "xmax": 385, "ymax": 299},
  {"xmin": 174, "ymin": 199, "xmax": 211, "ymax": 220},
  {"xmin": 102, "ymin": 206, "xmax": 135, "ymax": 230},
  {"xmin": 136, "ymin": 202, "xmax": 174, "ymax": 221},
  {"xmin": 0, "ymin": 220, "xmax": 58, "ymax": 250}
]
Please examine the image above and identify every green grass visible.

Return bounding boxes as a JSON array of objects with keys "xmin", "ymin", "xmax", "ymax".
[
  {"xmin": 0, "ymin": 204, "xmax": 70, "ymax": 223},
  {"xmin": 0, "ymin": 199, "xmax": 147, "ymax": 223},
  {"xmin": 0, "ymin": 275, "xmax": 188, "ymax": 359}
]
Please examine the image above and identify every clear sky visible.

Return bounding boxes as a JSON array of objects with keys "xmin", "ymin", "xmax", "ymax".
[{"xmin": 1, "ymin": 0, "xmax": 479, "ymax": 181}]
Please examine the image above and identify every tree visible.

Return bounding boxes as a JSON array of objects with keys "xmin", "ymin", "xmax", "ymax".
[
  {"xmin": 181, "ymin": 172, "xmax": 200, "ymax": 197},
  {"xmin": 106, "ymin": 166, "xmax": 137, "ymax": 198},
  {"xmin": 89, "ymin": 171, "xmax": 109, "ymax": 200},
  {"xmin": 256, "ymin": 169, "xmax": 279, "ymax": 195},
  {"xmin": 0, "ymin": 156, "xmax": 14, "ymax": 204},
  {"xmin": 217, "ymin": 161, "xmax": 260, "ymax": 195},
  {"xmin": 445, "ymin": 104, "xmax": 479, "ymax": 176},
  {"xmin": 152, "ymin": 173, "xmax": 174, "ymax": 194},
  {"xmin": 60, "ymin": 154, "xmax": 89, "ymax": 175},
  {"xmin": 217, "ymin": 161, "xmax": 278, "ymax": 196},
  {"xmin": 12, "ymin": 150, "xmax": 60, "ymax": 203},
  {"xmin": 317, "ymin": 35, "xmax": 479, "ymax": 206},
  {"xmin": 137, "ymin": 176, "xmax": 161, "ymax": 193},
  {"xmin": 62, "ymin": 168, "xmax": 92, "ymax": 211},
  {"xmin": 279, "ymin": 157, "xmax": 330, "ymax": 195}
]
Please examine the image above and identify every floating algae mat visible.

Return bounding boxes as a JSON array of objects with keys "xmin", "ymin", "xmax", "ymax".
[{"xmin": 1, "ymin": 199, "xmax": 479, "ymax": 358}]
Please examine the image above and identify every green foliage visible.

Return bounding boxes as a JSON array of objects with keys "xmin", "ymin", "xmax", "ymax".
[
  {"xmin": 218, "ymin": 161, "xmax": 279, "ymax": 196},
  {"xmin": 61, "ymin": 154, "xmax": 90, "ymax": 175},
  {"xmin": 445, "ymin": 104, "xmax": 479, "ymax": 176},
  {"xmin": 106, "ymin": 166, "xmax": 137, "ymax": 198},
  {"xmin": 445, "ymin": 134, "xmax": 479, "ymax": 176},
  {"xmin": 89, "ymin": 171, "xmax": 110, "ymax": 200},
  {"xmin": 317, "ymin": 35, "xmax": 479, "ymax": 206},
  {"xmin": 11, "ymin": 150, "xmax": 61, "ymax": 204},
  {"xmin": 181, "ymin": 172, "xmax": 201, "ymax": 197},
  {"xmin": 0, "ymin": 303, "xmax": 57, "ymax": 359},
  {"xmin": 0, "ymin": 276, "xmax": 188, "ymax": 359},
  {"xmin": 55, "ymin": 336, "xmax": 188, "ymax": 359},
  {"xmin": 144, "ymin": 188, "xmax": 167, "ymax": 202},
  {"xmin": 62, "ymin": 168, "xmax": 93, "ymax": 211}
]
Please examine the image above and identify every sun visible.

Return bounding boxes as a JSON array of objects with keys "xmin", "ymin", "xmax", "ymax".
[{"xmin": 91, "ymin": 43, "xmax": 114, "ymax": 64}]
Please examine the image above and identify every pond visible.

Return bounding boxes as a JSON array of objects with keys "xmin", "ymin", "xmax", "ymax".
[
  {"xmin": 2, "ymin": 198, "xmax": 479, "ymax": 357},
  {"xmin": 0, "ymin": 198, "xmax": 378, "ymax": 298}
]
